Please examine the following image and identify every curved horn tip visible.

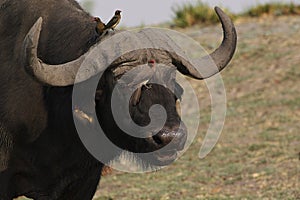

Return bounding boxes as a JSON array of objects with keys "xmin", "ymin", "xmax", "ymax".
[
  {"xmin": 214, "ymin": 6, "xmax": 222, "ymax": 13},
  {"xmin": 31, "ymin": 17, "xmax": 43, "ymax": 33},
  {"xmin": 36, "ymin": 17, "xmax": 43, "ymax": 25},
  {"xmin": 26, "ymin": 17, "xmax": 44, "ymax": 46},
  {"xmin": 214, "ymin": 7, "xmax": 231, "ymax": 21}
]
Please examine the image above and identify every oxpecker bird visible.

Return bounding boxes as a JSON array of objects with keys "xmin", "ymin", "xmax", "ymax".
[
  {"xmin": 120, "ymin": 60, "xmax": 156, "ymax": 106},
  {"xmin": 93, "ymin": 17, "xmax": 106, "ymax": 36},
  {"xmin": 105, "ymin": 10, "xmax": 121, "ymax": 31}
]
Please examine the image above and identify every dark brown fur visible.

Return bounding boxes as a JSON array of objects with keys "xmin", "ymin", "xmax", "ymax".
[
  {"xmin": 0, "ymin": 0, "xmax": 102, "ymax": 199},
  {"xmin": 0, "ymin": 0, "xmax": 186, "ymax": 199}
]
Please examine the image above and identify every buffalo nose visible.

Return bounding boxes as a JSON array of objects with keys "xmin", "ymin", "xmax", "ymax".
[{"xmin": 152, "ymin": 127, "xmax": 187, "ymax": 150}]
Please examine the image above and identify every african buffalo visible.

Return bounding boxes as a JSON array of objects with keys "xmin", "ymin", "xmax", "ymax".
[{"xmin": 0, "ymin": 0, "xmax": 236, "ymax": 199}]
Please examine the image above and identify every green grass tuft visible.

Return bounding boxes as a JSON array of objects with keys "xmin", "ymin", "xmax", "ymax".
[
  {"xmin": 243, "ymin": 2, "xmax": 300, "ymax": 17},
  {"xmin": 171, "ymin": 1, "xmax": 234, "ymax": 28},
  {"xmin": 171, "ymin": 1, "xmax": 300, "ymax": 28}
]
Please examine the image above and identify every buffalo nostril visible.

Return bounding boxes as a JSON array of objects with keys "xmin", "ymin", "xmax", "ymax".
[
  {"xmin": 152, "ymin": 131, "xmax": 176, "ymax": 146},
  {"xmin": 151, "ymin": 128, "xmax": 187, "ymax": 150},
  {"xmin": 152, "ymin": 134, "xmax": 163, "ymax": 145}
]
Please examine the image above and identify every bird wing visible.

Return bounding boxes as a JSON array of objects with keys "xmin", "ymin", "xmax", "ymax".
[
  {"xmin": 94, "ymin": 18, "xmax": 105, "ymax": 34},
  {"xmin": 122, "ymin": 66, "xmax": 154, "ymax": 88},
  {"xmin": 105, "ymin": 16, "xmax": 119, "ymax": 29}
]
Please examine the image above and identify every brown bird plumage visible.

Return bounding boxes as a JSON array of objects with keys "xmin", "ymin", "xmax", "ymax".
[
  {"xmin": 122, "ymin": 60, "xmax": 156, "ymax": 106},
  {"xmin": 93, "ymin": 17, "xmax": 106, "ymax": 36},
  {"xmin": 105, "ymin": 10, "xmax": 121, "ymax": 31}
]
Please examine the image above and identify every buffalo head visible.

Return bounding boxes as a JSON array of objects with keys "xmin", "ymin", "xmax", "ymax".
[{"xmin": 21, "ymin": 7, "xmax": 236, "ymax": 167}]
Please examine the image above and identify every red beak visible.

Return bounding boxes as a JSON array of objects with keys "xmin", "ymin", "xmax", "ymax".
[{"xmin": 148, "ymin": 60, "xmax": 155, "ymax": 64}]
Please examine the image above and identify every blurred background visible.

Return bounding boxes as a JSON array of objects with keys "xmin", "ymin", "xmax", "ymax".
[{"xmin": 78, "ymin": 0, "xmax": 300, "ymax": 27}]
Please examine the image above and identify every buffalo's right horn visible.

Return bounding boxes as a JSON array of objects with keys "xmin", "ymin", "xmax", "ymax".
[{"xmin": 171, "ymin": 7, "xmax": 237, "ymax": 79}]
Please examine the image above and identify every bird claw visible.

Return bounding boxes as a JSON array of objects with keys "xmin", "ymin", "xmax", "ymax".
[{"xmin": 144, "ymin": 84, "xmax": 152, "ymax": 89}]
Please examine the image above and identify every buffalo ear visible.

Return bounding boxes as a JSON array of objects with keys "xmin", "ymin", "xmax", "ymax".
[
  {"xmin": 130, "ymin": 87, "xmax": 142, "ymax": 106},
  {"xmin": 174, "ymin": 82, "xmax": 183, "ymax": 101}
]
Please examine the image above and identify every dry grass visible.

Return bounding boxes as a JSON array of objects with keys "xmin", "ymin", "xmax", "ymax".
[
  {"xmin": 171, "ymin": 1, "xmax": 235, "ymax": 28},
  {"xmin": 243, "ymin": 2, "xmax": 300, "ymax": 17},
  {"xmin": 171, "ymin": 2, "xmax": 300, "ymax": 28}
]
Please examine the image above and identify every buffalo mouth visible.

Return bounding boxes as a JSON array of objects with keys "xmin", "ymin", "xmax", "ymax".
[
  {"xmin": 141, "ymin": 126, "xmax": 187, "ymax": 166},
  {"xmin": 151, "ymin": 139, "xmax": 185, "ymax": 165},
  {"xmin": 143, "ymin": 147, "xmax": 182, "ymax": 166},
  {"xmin": 154, "ymin": 149, "xmax": 178, "ymax": 164}
]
